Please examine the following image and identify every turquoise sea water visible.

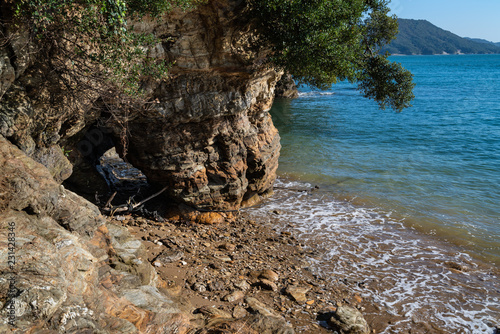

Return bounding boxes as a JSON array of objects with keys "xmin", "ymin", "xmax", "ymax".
[
  {"xmin": 272, "ymin": 54, "xmax": 500, "ymax": 264},
  {"xmin": 258, "ymin": 55, "xmax": 500, "ymax": 333}
]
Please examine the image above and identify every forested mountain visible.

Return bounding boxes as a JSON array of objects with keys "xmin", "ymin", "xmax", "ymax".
[
  {"xmin": 383, "ymin": 19, "xmax": 500, "ymax": 55},
  {"xmin": 465, "ymin": 37, "xmax": 500, "ymax": 48}
]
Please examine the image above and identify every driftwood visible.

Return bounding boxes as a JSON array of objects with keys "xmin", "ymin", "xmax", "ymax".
[{"xmin": 102, "ymin": 186, "xmax": 168, "ymax": 214}]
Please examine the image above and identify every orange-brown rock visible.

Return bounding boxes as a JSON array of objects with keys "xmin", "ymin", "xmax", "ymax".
[
  {"xmin": 110, "ymin": 0, "xmax": 281, "ymax": 211},
  {"xmin": 0, "ymin": 136, "xmax": 192, "ymax": 333}
]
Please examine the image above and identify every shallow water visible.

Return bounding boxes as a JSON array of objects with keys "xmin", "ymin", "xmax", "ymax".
[
  {"xmin": 271, "ymin": 55, "xmax": 500, "ymax": 265},
  {"xmin": 260, "ymin": 55, "xmax": 500, "ymax": 333},
  {"xmin": 249, "ymin": 179, "xmax": 500, "ymax": 333}
]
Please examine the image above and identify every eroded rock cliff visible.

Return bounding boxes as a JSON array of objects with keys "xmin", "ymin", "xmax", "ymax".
[
  {"xmin": 114, "ymin": 1, "xmax": 281, "ymax": 210},
  {"xmin": 0, "ymin": 0, "xmax": 281, "ymax": 210},
  {"xmin": 0, "ymin": 1, "xmax": 283, "ymax": 331},
  {"xmin": 0, "ymin": 135, "xmax": 193, "ymax": 333}
]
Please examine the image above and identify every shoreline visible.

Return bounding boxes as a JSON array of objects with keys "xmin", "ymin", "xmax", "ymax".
[
  {"xmin": 273, "ymin": 171, "xmax": 500, "ymax": 268},
  {"xmin": 108, "ymin": 209, "xmax": 399, "ymax": 333}
]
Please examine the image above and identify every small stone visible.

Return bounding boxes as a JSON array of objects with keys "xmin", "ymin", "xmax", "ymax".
[
  {"xmin": 306, "ymin": 300, "xmax": 315, "ymax": 305},
  {"xmin": 259, "ymin": 269, "xmax": 279, "ymax": 282},
  {"xmin": 196, "ymin": 212, "xmax": 225, "ymax": 224},
  {"xmin": 286, "ymin": 285, "xmax": 310, "ymax": 304},
  {"xmin": 223, "ymin": 290, "xmax": 245, "ymax": 302},
  {"xmin": 245, "ymin": 297, "xmax": 282, "ymax": 318},
  {"xmin": 192, "ymin": 282, "xmax": 207, "ymax": 292},
  {"xmin": 234, "ymin": 280, "xmax": 251, "ymax": 291},
  {"xmin": 219, "ymin": 242, "xmax": 236, "ymax": 252},
  {"xmin": 153, "ymin": 261, "xmax": 161, "ymax": 267},
  {"xmin": 197, "ymin": 306, "xmax": 232, "ymax": 319},
  {"xmin": 208, "ymin": 280, "xmax": 225, "ymax": 291},
  {"xmin": 328, "ymin": 305, "xmax": 370, "ymax": 334},
  {"xmin": 215, "ymin": 255, "xmax": 232, "ymax": 262},
  {"xmin": 154, "ymin": 250, "xmax": 184, "ymax": 264},
  {"xmin": 233, "ymin": 305, "xmax": 248, "ymax": 318},
  {"xmin": 259, "ymin": 279, "xmax": 278, "ymax": 292}
]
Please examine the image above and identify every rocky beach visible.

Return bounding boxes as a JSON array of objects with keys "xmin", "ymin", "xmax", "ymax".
[{"xmin": 107, "ymin": 207, "xmax": 378, "ymax": 334}]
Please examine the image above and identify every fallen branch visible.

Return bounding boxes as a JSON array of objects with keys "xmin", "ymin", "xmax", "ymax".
[{"xmin": 102, "ymin": 186, "xmax": 168, "ymax": 214}]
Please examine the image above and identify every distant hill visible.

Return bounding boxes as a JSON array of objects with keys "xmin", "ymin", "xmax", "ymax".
[
  {"xmin": 382, "ymin": 19, "xmax": 500, "ymax": 55},
  {"xmin": 465, "ymin": 37, "xmax": 500, "ymax": 48}
]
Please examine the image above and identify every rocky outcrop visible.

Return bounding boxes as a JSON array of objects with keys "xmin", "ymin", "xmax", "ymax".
[
  {"xmin": 1, "ymin": 0, "xmax": 281, "ymax": 210},
  {"xmin": 108, "ymin": 1, "xmax": 281, "ymax": 210},
  {"xmin": 0, "ymin": 135, "xmax": 193, "ymax": 333},
  {"xmin": 274, "ymin": 74, "xmax": 299, "ymax": 99}
]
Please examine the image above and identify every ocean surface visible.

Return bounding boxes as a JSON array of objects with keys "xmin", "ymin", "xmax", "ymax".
[{"xmin": 253, "ymin": 55, "xmax": 500, "ymax": 333}]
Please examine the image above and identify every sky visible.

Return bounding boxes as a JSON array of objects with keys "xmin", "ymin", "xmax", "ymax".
[{"xmin": 388, "ymin": 0, "xmax": 500, "ymax": 42}]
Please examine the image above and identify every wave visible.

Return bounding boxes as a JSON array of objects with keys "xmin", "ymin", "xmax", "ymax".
[{"xmin": 249, "ymin": 178, "xmax": 500, "ymax": 333}]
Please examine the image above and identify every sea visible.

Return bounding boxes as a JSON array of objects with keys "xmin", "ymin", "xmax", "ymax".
[{"xmin": 251, "ymin": 55, "xmax": 500, "ymax": 333}]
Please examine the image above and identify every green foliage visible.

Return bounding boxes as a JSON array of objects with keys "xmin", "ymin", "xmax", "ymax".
[
  {"xmin": 382, "ymin": 19, "xmax": 500, "ymax": 55},
  {"xmin": 12, "ymin": 0, "xmax": 198, "ymax": 99},
  {"xmin": 248, "ymin": 0, "xmax": 415, "ymax": 111}
]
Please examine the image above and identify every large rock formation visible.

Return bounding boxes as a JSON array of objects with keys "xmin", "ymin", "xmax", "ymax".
[
  {"xmin": 113, "ymin": 1, "xmax": 281, "ymax": 210},
  {"xmin": 0, "ymin": 0, "xmax": 281, "ymax": 211},
  {"xmin": 0, "ymin": 135, "xmax": 193, "ymax": 333}
]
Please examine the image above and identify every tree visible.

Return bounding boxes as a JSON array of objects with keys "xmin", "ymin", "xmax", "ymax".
[
  {"xmin": 8, "ymin": 0, "xmax": 201, "ymax": 101},
  {"xmin": 247, "ymin": 0, "xmax": 415, "ymax": 111}
]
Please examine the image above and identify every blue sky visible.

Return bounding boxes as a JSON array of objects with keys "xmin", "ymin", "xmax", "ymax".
[{"xmin": 388, "ymin": 0, "xmax": 500, "ymax": 42}]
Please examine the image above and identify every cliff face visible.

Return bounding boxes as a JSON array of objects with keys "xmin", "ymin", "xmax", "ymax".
[
  {"xmin": 0, "ymin": 0, "xmax": 281, "ymax": 210},
  {"xmin": 0, "ymin": 136, "xmax": 193, "ymax": 333},
  {"xmin": 118, "ymin": 1, "xmax": 281, "ymax": 210},
  {"xmin": 0, "ymin": 2, "xmax": 281, "ymax": 332}
]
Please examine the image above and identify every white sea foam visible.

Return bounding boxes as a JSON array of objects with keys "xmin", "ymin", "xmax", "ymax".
[
  {"xmin": 250, "ymin": 178, "xmax": 500, "ymax": 333},
  {"xmin": 297, "ymin": 91, "xmax": 336, "ymax": 97}
]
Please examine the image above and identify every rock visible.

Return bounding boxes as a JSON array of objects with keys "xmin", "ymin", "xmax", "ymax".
[
  {"xmin": 208, "ymin": 280, "xmax": 225, "ymax": 292},
  {"xmin": 196, "ymin": 212, "xmax": 225, "ymax": 225},
  {"xmin": 197, "ymin": 306, "xmax": 232, "ymax": 319},
  {"xmin": 192, "ymin": 282, "xmax": 207, "ymax": 293},
  {"xmin": 108, "ymin": 1, "xmax": 281, "ymax": 211},
  {"xmin": 259, "ymin": 279, "xmax": 278, "ymax": 292},
  {"xmin": 224, "ymin": 290, "xmax": 245, "ymax": 302},
  {"xmin": 219, "ymin": 242, "xmax": 236, "ymax": 252},
  {"xmin": 274, "ymin": 73, "xmax": 299, "ymax": 99},
  {"xmin": 328, "ymin": 306, "xmax": 370, "ymax": 334},
  {"xmin": 259, "ymin": 269, "xmax": 279, "ymax": 282},
  {"xmin": 286, "ymin": 285, "xmax": 310, "ymax": 304},
  {"xmin": 233, "ymin": 305, "xmax": 248, "ymax": 318},
  {"xmin": 246, "ymin": 314, "xmax": 295, "ymax": 334},
  {"xmin": 234, "ymin": 280, "xmax": 251, "ymax": 291},
  {"xmin": 154, "ymin": 250, "xmax": 184, "ymax": 264},
  {"xmin": 0, "ymin": 136, "xmax": 193, "ymax": 333},
  {"xmin": 245, "ymin": 297, "xmax": 282, "ymax": 319}
]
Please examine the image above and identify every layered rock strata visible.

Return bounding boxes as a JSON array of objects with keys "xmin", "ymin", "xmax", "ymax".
[
  {"xmin": 1, "ymin": 0, "xmax": 281, "ymax": 210},
  {"xmin": 114, "ymin": 1, "xmax": 281, "ymax": 210},
  {"xmin": 0, "ymin": 135, "xmax": 192, "ymax": 333}
]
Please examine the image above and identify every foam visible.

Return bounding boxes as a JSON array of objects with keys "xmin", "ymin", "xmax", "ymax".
[{"xmin": 250, "ymin": 178, "xmax": 500, "ymax": 333}]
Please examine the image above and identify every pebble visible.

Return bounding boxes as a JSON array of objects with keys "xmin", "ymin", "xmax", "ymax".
[
  {"xmin": 223, "ymin": 290, "xmax": 245, "ymax": 302},
  {"xmin": 192, "ymin": 282, "xmax": 207, "ymax": 292},
  {"xmin": 286, "ymin": 285, "xmax": 311, "ymax": 304},
  {"xmin": 234, "ymin": 280, "xmax": 251, "ymax": 291},
  {"xmin": 219, "ymin": 242, "xmax": 236, "ymax": 252},
  {"xmin": 259, "ymin": 269, "xmax": 279, "ymax": 282},
  {"xmin": 232, "ymin": 305, "xmax": 248, "ymax": 318},
  {"xmin": 259, "ymin": 278, "xmax": 278, "ymax": 292}
]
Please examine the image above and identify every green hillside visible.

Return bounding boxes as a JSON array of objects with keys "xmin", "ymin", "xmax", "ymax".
[
  {"xmin": 465, "ymin": 37, "xmax": 500, "ymax": 48},
  {"xmin": 383, "ymin": 19, "xmax": 500, "ymax": 55}
]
